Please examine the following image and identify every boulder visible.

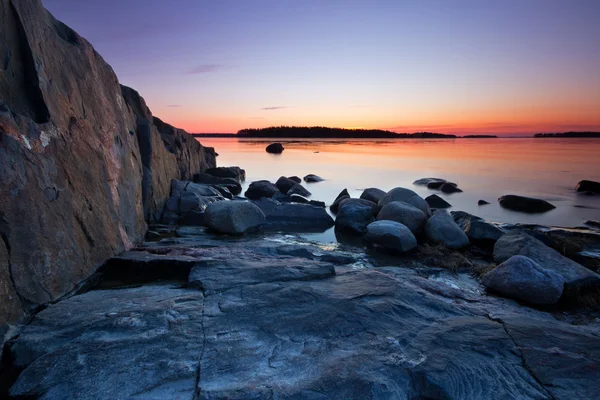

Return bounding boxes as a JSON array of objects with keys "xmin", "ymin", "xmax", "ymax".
[
  {"xmin": 275, "ymin": 176, "xmax": 298, "ymax": 194},
  {"xmin": 309, "ymin": 200, "xmax": 326, "ymax": 208},
  {"xmin": 481, "ymin": 255, "xmax": 564, "ymax": 305},
  {"xmin": 365, "ymin": 220, "xmax": 417, "ymax": 253},
  {"xmin": 413, "ymin": 178, "xmax": 446, "ymax": 186},
  {"xmin": 304, "ymin": 174, "xmax": 324, "ymax": 183},
  {"xmin": 211, "ymin": 185, "xmax": 234, "ymax": 199},
  {"xmin": 330, "ymin": 189, "xmax": 350, "ymax": 214},
  {"xmin": 288, "ymin": 176, "xmax": 302, "ymax": 183},
  {"xmin": 425, "ymin": 210, "xmax": 470, "ymax": 249},
  {"xmin": 266, "ymin": 143, "xmax": 284, "ymax": 154},
  {"xmin": 244, "ymin": 180, "xmax": 279, "ymax": 200},
  {"xmin": 440, "ymin": 182, "xmax": 463, "ymax": 193},
  {"xmin": 171, "ymin": 179, "xmax": 222, "ymax": 198},
  {"xmin": 287, "ymin": 183, "xmax": 311, "ymax": 197},
  {"xmin": 425, "ymin": 194, "xmax": 451, "ymax": 209},
  {"xmin": 204, "ymin": 201, "xmax": 265, "ymax": 234},
  {"xmin": 377, "ymin": 201, "xmax": 428, "ymax": 235},
  {"xmin": 478, "ymin": 200, "xmax": 490, "ymax": 205},
  {"xmin": 493, "ymin": 231, "xmax": 600, "ymax": 292},
  {"xmin": 252, "ymin": 198, "xmax": 334, "ymax": 231},
  {"xmin": 378, "ymin": 187, "xmax": 431, "ymax": 215},
  {"xmin": 428, "ymin": 181, "xmax": 448, "ymax": 189},
  {"xmin": 335, "ymin": 199, "xmax": 377, "ymax": 234},
  {"xmin": 498, "ymin": 195, "xmax": 555, "ymax": 213},
  {"xmin": 575, "ymin": 180, "xmax": 600, "ymax": 194},
  {"xmin": 192, "ymin": 173, "xmax": 241, "ymax": 195},
  {"xmin": 359, "ymin": 188, "xmax": 386, "ymax": 204},
  {"xmin": 452, "ymin": 211, "xmax": 505, "ymax": 246},
  {"xmin": 205, "ymin": 166, "xmax": 245, "ymax": 182}
]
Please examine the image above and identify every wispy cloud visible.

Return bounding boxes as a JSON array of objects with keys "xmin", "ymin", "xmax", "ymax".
[
  {"xmin": 186, "ymin": 64, "xmax": 223, "ymax": 74},
  {"xmin": 260, "ymin": 106, "xmax": 288, "ymax": 111},
  {"xmin": 167, "ymin": 104, "xmax": 181, "ymax": 108}
]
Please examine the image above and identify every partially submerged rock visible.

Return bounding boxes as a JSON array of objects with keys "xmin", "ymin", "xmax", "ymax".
[
  {"xmin": 482, "ymin": 255, "xmax": 564, "ymax": 305},
  {"xmin": 266, "ymin": 142, "xmax": 284, "ymax": 154},
  {"xmin": 205, "ymin": 166, "xmax": 246, "ymax": 182},
  {"xmin": 378, "ymin": 187, "xmax": 431, "ymax": 215},
  {"xmin": 575, "ymin": 180, "xmax": 600, "ymax": 194},
  {"xmin": 275, "ymin": 176, "xmax": 297, "ymax": 194},
  {"xmin": 425, "ymin": 194, "xmax": 452, "ymax": 209},
  {"xmin": 425, "ymin": 210, "xmax": 470, "ymax": 249},
  {"xmin": 498, "ymin": 195, "xmax": 556, "ymax": 213},
  {"xmin": 287, "ymin": 183, "xmax": 311, "ymax": 197},
  {"xmin": 204, "ymin": 201, "xmax": 265, "ymax": 234},
  {"xmin": 244, "ymin": 180, "xmax": 279, "ymax": 200},
  {"xmin": 193, "ymin": 173, "xmax": 242, "ymax": 195},
  {"xmin": 303, "ymin": 174, "xmax": 324, "ymax": 183},
  {"xmin": 493, "ymin": 231, "xmax": 600, "ymax": 293},
  {"xmin": 440, "ymin": 182, "xmax": 463, "ymax": 193},
  {"xmin": 366, "ymin": 220, "xmax": 417, "ymax": 253},
  {"xmin": 377, "ymin": 201, "xmax": 428, "ymax": 235},
  {"xmin": 452, "ymin": 211, "xmax": 505, "ymax": 246},
  {"xmin": 413, "ymin": 177, "xmax": 446, "ymax": 186},
  {"xmin": 330, "ymin": 188, "xmax": 350, "ymax": 214}
]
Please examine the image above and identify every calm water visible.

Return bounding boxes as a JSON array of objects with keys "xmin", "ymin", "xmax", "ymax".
[{"xmin": 197, "ymin": 138, "xmax": 600, "ymax": 243}]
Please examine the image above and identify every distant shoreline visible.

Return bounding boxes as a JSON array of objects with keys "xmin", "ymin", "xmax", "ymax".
[{"xmin": 533, "ymin": 132, "xmax": 600, "ymax": 138}]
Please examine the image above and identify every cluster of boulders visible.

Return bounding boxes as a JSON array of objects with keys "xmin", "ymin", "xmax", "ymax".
[
  {"xmin": 330, "ymin": 185, "xmax": 600, "ymax": 307},
  {"xmin": 332, "ymin": 186, "xmax": 469, "ymax": 253}
]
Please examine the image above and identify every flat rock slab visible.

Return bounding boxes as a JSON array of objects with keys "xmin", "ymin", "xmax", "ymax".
[
  {"xmin": 9, "ymin": 285, "xmax": 205, "ymax": 399},
  {"xmin": 6, "ymin": 243, "xmax": 600, "ymax": 399},
  {"xmin": 188, "ymin": 258, "xmax": 335, "ymax": 294}
]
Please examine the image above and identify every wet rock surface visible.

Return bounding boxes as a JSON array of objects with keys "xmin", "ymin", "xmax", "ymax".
[
  {"xmin": 4, "ymin": 229, "xmax": 600, "ymax": 399},
  {"xmin": 498, "ymin": 195, "xmax": 556, "ymax": 213}
]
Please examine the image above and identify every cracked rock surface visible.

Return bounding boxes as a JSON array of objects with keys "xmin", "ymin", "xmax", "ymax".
[{"xmin": 5, "ymin": 231, "xmax": 600, "ymax": 399}]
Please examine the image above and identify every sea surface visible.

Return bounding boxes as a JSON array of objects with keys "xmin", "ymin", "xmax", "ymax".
[{"xmin": 196, "ymin": 137, "xmax": 600, "ymax": 243}]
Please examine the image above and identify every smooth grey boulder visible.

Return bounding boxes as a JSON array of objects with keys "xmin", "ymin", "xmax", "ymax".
[
  {"xmin": 303, "ymin": 174, "xmax": 324, "ymax": 183},
  {"xmin": 205, "ymin": 166, "xmax": 246, "ymax": 182},
  {"xmin": 288, "ymin": 176, "xmax": 302, "ymax": 183},
  {"xmin": 378, "ymin": 187, "xmax": 431, "ymax": 215},
  {"xmin": 359, "ymin": 187, "xmax": 386, "ymax": 204},
  {"xmin": 498, "ymin": 195, "xmax": 556, "ymax": 213},
  {"xmin": 289, "ymin": 194, "xmax": 309, "ymax": 204},
  {"xmin": 335, "ymin": 199, "xmax": 377, "ymax": 234},
  {"xmin": 478, "ymin": 199, "xmax": 490, "ymax": 205},
  {"xmin": 428, "ymin": 180, "xmax": 448, "ymax": 189},
  {"xmin": 211, "ymin": 185, "xmax": 234, "ymax": 199},
  {"xmin": 244, "ymin": 180, "xmax": 279, "ymax": 200},
  {"xmin": 425, "ymin": 210, "xmax": 470, "ymax": 249},
  {"xmin": 452, "ymin": 211, "xmax": 505, "ymax": 246},
  {"xmin": 576, "ymin": 180, "xmax": 600, "ymax": 194},
  {"xmin": 425, "ymin": 194, "xmax": 452, "ymax": 209},
  {"xmin": 377, "ymin": 201, "xmax": 428, "ymax": 235},
  {"xmin": 493, "ymin": 231, "xmax": 600, "ymax": 292},
  {"xmin": 287, "ymin": 183, "xmax": 311, "ymax": 197},
  {"xmin": 481, "ymin": 255, "xmax": 564, "ymax": 305},
  {"xmin": 266, "ymin": 142, "xmax": 284, "ymax": 153},
  {"xmin": 330, "ymin": 188, "xmax": 350, "ymax": 214},
  {"xmin": 252, "ymin": 198, "xmax": 334, "ymax": 231},
  {"xmin": 171, "ymin": 179, "xmax": 222, "ymax": 198},
  {"xmin": 366, "ymin": 220, "xmax": 417, "ymax": 253},
  {"xmin": 204, "ymin": 201, "xmax": 265, "ymax": 234},
  {"xmin": 275, "ymin": 176, "xmax": 297, "ymax": 194}
]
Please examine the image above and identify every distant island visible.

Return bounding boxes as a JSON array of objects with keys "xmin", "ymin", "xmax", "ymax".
[
  {"xmin": 533, "ymin": 131, "xmax": 600, "ymax": 138},
  {"xmin": 194, "ymin": 126, "xmax": 456, "ymax": 139},
  {"xmin": 461, "ymin": 135, "xmax": 498, "ymax": 138}
]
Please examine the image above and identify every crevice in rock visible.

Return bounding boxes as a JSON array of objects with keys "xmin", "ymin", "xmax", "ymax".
[
  {"xmin": 74, "ymin": 213, "xmax": 94, "ymax": 247},
  {"xmin": 193, "ymin": 289, "xmax": 206, "ymax": 400},
  {"xmin": 8, "ymin": 1, "xmax": 50, "ymax": 124},
  {"xmin": 485, "ymin": 314, "xmax": 556, "ymax": 400}
]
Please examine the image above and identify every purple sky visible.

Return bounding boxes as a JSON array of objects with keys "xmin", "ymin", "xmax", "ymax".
[{"xmin": 43, "ymin": 0, "xmax": 600, "ymax": 134}]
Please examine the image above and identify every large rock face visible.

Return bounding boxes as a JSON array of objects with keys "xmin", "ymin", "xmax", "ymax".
[{"xmin": 0, "ymin": 0, "xmax": 215, "ymax": 328}]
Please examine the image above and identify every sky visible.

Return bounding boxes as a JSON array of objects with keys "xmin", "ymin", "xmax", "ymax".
[{"xmin": 43, "ymin": 0, "xmax": 600, "ymax": 135}]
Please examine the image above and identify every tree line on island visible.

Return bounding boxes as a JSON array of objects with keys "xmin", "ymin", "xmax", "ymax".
[{"xmin": 533, "ymin": 131, "xmax": 600, "ymax": 138}]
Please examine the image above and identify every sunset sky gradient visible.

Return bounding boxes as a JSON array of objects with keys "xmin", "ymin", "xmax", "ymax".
[{"xmin": 44, "ymin": 0, "xmax": 600, "ymax": 135}]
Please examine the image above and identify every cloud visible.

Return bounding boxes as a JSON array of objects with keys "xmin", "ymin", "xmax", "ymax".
[
  {"xmin": 186, "ymin": 64, "xmax": 223, "ymax": 74},
  {"xmin": 167, "ymin": 104, "xmax": 181, "ymax": 108},
  {"xmin": 260, "ymin": 106, "xmax": 288, "ymax": 111}
]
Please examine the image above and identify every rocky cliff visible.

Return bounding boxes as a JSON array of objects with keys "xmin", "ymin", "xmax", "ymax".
[{"xmin": 0, "ymin": 0, "xmax": 215, "ymax": 331}]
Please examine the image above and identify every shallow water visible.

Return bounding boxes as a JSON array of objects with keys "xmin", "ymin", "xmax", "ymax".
[{"xmin": 197, "ymin": 137, "xmax": 600, "ymax": 243}]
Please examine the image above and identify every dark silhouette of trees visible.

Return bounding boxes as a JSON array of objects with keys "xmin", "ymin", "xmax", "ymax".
[
  {"xmin": 235, "ymin": 126, "xmax": 456, "ymax": 139},
  {"xmin": 533, "ymin": 131, "xmax": 600, "ymax": 138}
]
